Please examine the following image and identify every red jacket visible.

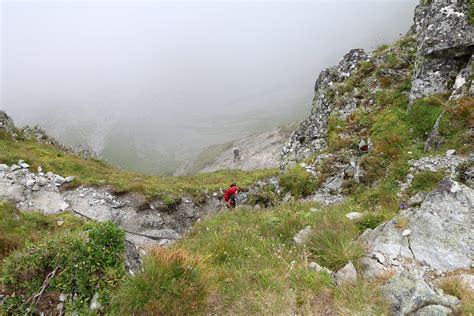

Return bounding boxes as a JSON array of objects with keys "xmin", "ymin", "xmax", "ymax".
[{"xmin": 224, "ymin": 186, "xmax": 238, "ymax": 202}]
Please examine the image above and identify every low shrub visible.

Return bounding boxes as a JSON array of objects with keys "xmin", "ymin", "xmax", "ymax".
[
  {"xmin": 112, "ymin": 247, "xmax": 209, "ymax": 315},
  {"xmin": 1, "ymin": 221, "xmax": 125, "ymax": 313}
]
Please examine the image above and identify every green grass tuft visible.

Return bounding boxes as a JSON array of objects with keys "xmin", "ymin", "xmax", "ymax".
[{"xmin": 112, "ymin": 247, "xmax": 209, "ymax": 315}]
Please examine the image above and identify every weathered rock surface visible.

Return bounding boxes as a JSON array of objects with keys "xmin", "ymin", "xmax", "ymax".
[
  {"xmin": 362, "ymin": 178, "xmax": 473, "ymax": 273},
  {"xmin": 382, "ymin": 270, "xmax": 459, "ymax": 316},
  {"xmin": 410, "ymin": 0, "xmax": 473, "ymax": 102},
  {"xmin": 334, "ymin": 261, "xmax": 357, "ymax": 287},
  {"xmin": 409, "ymin": 154, "xmax": 471, "ymax": 175},
  {"xmin": 281, "ymin": 49, "xmax": 368, "ymax": 167},
  {"xmin": 449, "ymin": 56, "xmax": 473, "ymax": 100},
  {"xmin": 308, "ymin": 262, "xmax": 333, "ymax": 275},
  {"xmin": 414, "ymin": 0, "xmax": 473, "ymax": 57}
]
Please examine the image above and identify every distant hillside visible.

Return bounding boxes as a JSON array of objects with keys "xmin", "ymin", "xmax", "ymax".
[{"xmin": 175, "ymin": 123, "xmax": 297, "ymax": 175}]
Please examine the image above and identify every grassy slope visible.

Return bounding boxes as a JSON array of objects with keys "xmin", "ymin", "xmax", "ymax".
[
  {"xmin": 0, "ymin": 131, "xmax": 276, "ymax": 203},
  {"xmin": 110, "ymin": 34, "xmax": 473, "ymax": 314}
]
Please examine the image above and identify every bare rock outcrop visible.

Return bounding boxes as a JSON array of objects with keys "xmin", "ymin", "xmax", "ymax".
[
  {"xmin": 281, "ymin": 49, "xmax": 368, "ymax": 167},
  {"xmin": 410, "ymin": 0, "xmax": 473, "ymax": 102},
  {"xmin": 361, "ymin": 178, "xmax": 473, "ymax": 274}
]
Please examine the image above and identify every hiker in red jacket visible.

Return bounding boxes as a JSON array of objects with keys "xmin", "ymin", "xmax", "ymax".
[{"xmin": 224, "ymin": 182, "xmax": 239, "ymax": 208}]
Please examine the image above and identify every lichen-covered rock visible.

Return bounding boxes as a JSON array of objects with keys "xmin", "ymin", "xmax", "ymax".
[
  {"xmin": 362, "ymin": 178, "xmax": 473, "ymax": 273},
  {"xmin": 410, "ymin": 55, "xmax": 468, "ymax": 102},
  {"xmin": 281, "ymin": 49, "xmax": 368, "ymax": 167},
  {"xmin": 414, "ymin": 0, "xmax": 473, "ymax": 58},
  {"xmin": 409, "ymin": 0, "xmax": 473, "ymax": 102},
  {"xmin": 382, "ymin": 270, "xmax": 459, "ymax": 316}
]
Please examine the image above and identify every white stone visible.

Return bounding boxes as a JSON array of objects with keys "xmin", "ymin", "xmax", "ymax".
[
  {"xmin": 65, "ymin": 176, "xmax": 75, "ymax": 183},
  {"xmin": 374, "ymin": 252, "xmax": 386, "ymax": 264},
  {"xmin": 10, "ymin": 164, "xmax": 21, "ymax": 172},
  {"xmin": 0, "ymin": 164, "xmax": 8, "ymax": 171},
  {"xmin": 36, "ymin": 177, "xmax": 48, "ymax": 186},
  {"xmin": 19, "ymin": 162, "xmax": 30, "ymax": 169},
  {"xmin": 26, "ymin": 179, "xmax": 35, "ymax": 187},
  {"xmin": 345, "ymin": 212, "xmax": 363, "ymax": 221},
  {"xmin": 308, "ymin": 262, "xmax": 333, "ymax": 275},
  {"xmin": 335, "ymin": 261, "xmax": 357, "ymax": 286},
  {"xmin": 458, "ymin": 274, "xmax": 474, "ymax": 291},
  {"xmin": 293, "ymin": 226, "xmax": 312, "ymax": 245},
  {"xmin": 89, "ymin": 293, "xmax": 101, "ymax": 310},
  {"xmin": 446, "ymin": 149, "xmax": 456, "ymax": 156},
  {"xmin": 402, "ymin": 229, "xmax": 412, "ymax": 237}
]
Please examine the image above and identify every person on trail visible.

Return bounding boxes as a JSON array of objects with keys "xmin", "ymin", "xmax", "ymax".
[
  {"xmin": 233, "ymin": 147, "xmax": 240, "ymax": 163},
  {"xmin": 224, "ymin": 182, "xmax": 239, "ymax": 208}
]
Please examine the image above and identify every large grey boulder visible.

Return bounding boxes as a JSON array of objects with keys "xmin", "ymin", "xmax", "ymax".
[
  {"xmin": 414, "ymin": 0, "xmax": 473, "ymax": 58},
  {"xmin": 382, "ymin": 270, "xmax": 459, "ymax": 316},
  {"xmin": 362, "ymin": 178, "xmax": 473, "ymax": 273},
  {"xmin": 409, "ymin": 0, "xmax": 473, "ymax": 102}
]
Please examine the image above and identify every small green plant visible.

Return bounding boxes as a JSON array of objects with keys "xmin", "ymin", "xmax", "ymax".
[
  {"xmin": 112, "ymin": 247, "xmax": 209, "ymax": 315},
  {"xmin": 279, "ymin": 165, "xmax": 318, "ymax": 199},
  {"xmin": 0, "ymin": 202, "xmax": 83, "ymax": 265},
  {"xmin": 247, "ymin": 184, "xmax": 279, "ymax": 208},
  {"xmin": 355, "ymin": 213, "xmax": 386, "ymax": 232}
]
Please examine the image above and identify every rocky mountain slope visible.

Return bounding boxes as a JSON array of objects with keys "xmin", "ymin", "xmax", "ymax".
[
  {"xmin": 175, "ymin": 123, "xmax": 296, "ymax": 175},
  {"xmin": 1, "ymin": 0, "xmax": 473, "ymax": 314}
]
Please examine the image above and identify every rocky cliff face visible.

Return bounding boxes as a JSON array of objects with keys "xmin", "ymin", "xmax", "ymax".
[{"xmin": 281, "ymin": 0, "xmax": 473, "ymax": 168}]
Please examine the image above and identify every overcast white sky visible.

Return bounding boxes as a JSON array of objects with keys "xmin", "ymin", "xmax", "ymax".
[{"xmin": 0, "ymin": 0, "xmax": 417, "ymax": 173}]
